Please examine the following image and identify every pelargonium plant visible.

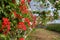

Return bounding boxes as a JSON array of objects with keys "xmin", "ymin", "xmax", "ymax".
[{"xmin": 0, "ymin": 0, "xmax": 36, "ymax": 40}]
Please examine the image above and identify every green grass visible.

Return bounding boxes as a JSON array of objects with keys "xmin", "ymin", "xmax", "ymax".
[{"xmin": 46, "ymin": 24, "xmax": 60, "ymax": 33}]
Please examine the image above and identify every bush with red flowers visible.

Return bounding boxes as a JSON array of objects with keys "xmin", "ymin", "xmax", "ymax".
[{"xmin": 0, "ymin": 0, "xmax": 36, "ymax": 40}]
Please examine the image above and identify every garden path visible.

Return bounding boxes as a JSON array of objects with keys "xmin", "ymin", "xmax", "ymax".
[{"xmin": 29, "ymin": 28, "xmax": 60, "ymax": 40}]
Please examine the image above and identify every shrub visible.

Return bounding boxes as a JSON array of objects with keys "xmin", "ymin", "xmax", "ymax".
[
  {"xmin": 0, "ymin": 0, "xmax": 36, "ymax": 40},
  {"xmin": 47, "ymin": 24, "xmax": 60, "ymax": 33}
]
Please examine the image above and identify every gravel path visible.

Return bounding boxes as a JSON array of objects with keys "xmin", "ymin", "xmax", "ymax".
[{"xmin": 28, "ymin": 28, "xmax": 60, "ymax": 40}]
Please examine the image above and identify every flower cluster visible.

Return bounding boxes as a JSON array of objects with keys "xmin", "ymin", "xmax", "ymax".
[
  {"xmin": 17, "ymin": 22, "xmax": 26, "ymax": 31},
  {"xmin": 13, "ymin": 11, "xmax": 22, "ymax": 19},
  {"xmin": 19, "ymin": 5, "xmax": 28, "ymax": 14},
  {"xmin": 21, "ymin": 0, "xmax": 25, "ymax": 5},
  {"xmin": 30, "ymin": 13, "xmax": 36, "ymax": 28},
  {"xmin": 24, "ymin": 18, "xmax": 30, "ymax": 26},
  {"xmin": 19, "ymin": 0, "xmax": 29, "ymax": 14},
  {"xmin": 2, "ymin": 18, "xmax": 10, "ymax": 35}
]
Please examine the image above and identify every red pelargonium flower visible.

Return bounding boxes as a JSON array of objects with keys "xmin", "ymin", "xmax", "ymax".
[
  {"xmin": 32, "ymin": 16, "xmax": 36, "ymax": 28},
  {"xmin": 32, "ymin": 21, "xmax": 36, "ymax": 28},
  {"xmin": 2, "ymin": 18, "xmax": 10, "ymax": 35},
  {"xmin": 31, "ymin": 14, "xmax": 36, "ymax": 21},
  {"xmin": 28, "ymin": 0, "xmax": 31, "ymax": 3},
  {"xmin": 2, "ymin": 17, "xmax": 9, "ymax": 22},
  {"xmin": 13, "ymin": 11, "xmax": 22, "ymax": 19},
  {"xmin": 2, "ymin": 18, "xmax": 10, "ymax": 25},
  {"xmin": 17, "ymin": 14, "xmax": 22, "ymax": 19},
  {"xmin": 17, "ymin": 22, "xmax": 26, "ymax": 31},
  {"xmin": 21, "ymin": 9, "xmax": 28, "ymax": 14},
  {"xmin": 30, "ymin": 13, "xmax": 37, "ymax": 27},
  {"xmin": 24, "ymin": 18, "xmax": 30, "ymax": 26},
  {"xmin": 33, "ymin": 15, "xmax": 36, "ymax": 21},
  {"xmin": 13, "ymin": 11, "xmax": 17, "ymax": 17},
  {"xmin": 19, "ymin": 37, "xmax": 24, "ymax": 40},
  {"xmin": 21, "ymin": 0, "xmax": 25, "ymax": 4},
  {"xmin": 19, "ymin": 5, "xmax": 28, "ymax": 14}
]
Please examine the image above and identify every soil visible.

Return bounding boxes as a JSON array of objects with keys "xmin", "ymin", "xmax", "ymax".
[{"xmin": 28, "ymin": 28, "xmax": 60, "ymax": 40}]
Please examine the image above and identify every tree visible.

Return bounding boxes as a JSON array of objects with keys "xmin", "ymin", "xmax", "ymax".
[{"xmin": 30, "ymin": 0, "xmax": 59, "ymax": 25}]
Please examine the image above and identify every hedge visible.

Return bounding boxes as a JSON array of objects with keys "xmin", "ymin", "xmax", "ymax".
[{"xmin": 46, "ymin": 24, "xmax": 60, "ymax": 33}]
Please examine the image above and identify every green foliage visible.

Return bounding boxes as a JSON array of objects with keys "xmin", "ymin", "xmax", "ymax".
[
  {"xmin": 0, "ymin": 0, "xmax": 35, "ymax": 40},
  {"xmin": 33, "ymin": 11, "xmax": 51, "ymax": 25},
  {"xmin": 0, "ymin": 34, "xmax": 10, "ymax": 40},
  {"xmin": 53, "ymin": 10, "xmax": 59, "ymax": 19},
  {"xmin": 49, "ymin": 0, "xmax": 56, "ymax": 4},
  {"xmin": 47, "ymin": 24, "xmax": 60, "ymax": 33},
  {"xmin": 55, "ymin": 0, "xmax": 60, "ymax": 10}
]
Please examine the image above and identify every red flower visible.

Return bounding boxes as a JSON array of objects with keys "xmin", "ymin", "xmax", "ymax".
[
  {"xmin": 33, "ymin": 15, "xmax": 36, "ymax": 21},
  {"xmin": 30, "ymin": 14, "xmax": 37, "ymax": 27},
  {"xmin": 21, "ymin": 0, "xmax": 25, "ymax": 4},
  {"xmin": 18, "ymin": 22, "xmax": 26, "ymax": 31},
  {"xmin": 28, "ymin": 0, "xmax": 31, "ymax": 3},
  {"xmin": 2, "ymin": 17, "xmax": 10, "ymax": 35},
  {"xmin": 2, "ymin": 18, "xmax": 9, "ymax": 23},
  {"xmin": 19, "ymin": 37, "xmax": 24, "ymax": 40},
  {"xmin": 2, "ymin": 18, "xmax": 10, "ymax": 25},
  {"xmin": 13, "ymin": 11, "xmax": 22, "ymax": 19},
  {"xmin": 21, "ymin": 9, "xmax": 28, "ymax": 14},
  {"xmin": 13, "ymin": 11, "xmax": 17, "ymax": 17},
  {"xmin": 32, "ymin": 21, "xmax": 36, "ymax": 28},
  {"xmin": 17, "ymin": 14, "xmax": 22, "ymax": 19},
  {"xmin": 19, "ymin": 5, "xmax": 28, "ymax": 14},
  {"xmin": 32, "ymin": 16, "xmax": 36, "ymax": 28},
  {"xmin": 24, "ymin": 18, "xmax": 30, "ymax": 26}
]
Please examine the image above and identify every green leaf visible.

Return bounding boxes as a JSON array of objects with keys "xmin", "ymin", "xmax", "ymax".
[
  {"xmin": 9, "ymin": 2, "xmax": 16, "ymax": 9},
  {"xmin": 0, "ymin": 34, "xmax": 6, "ymax": 40}
]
